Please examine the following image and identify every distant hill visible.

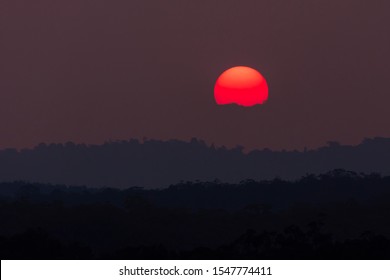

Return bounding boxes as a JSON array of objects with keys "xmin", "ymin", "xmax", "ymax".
[
  {"xmin": 0, "ymin": 137, "xmax": 390, "ymax": 188},
  {"xmin": 0, "ymin": 170, "xmax": 389, "ymax": 210}
]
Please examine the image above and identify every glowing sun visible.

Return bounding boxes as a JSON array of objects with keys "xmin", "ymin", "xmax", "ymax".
[{"xmin": 214, "ymin": 66, "xmax": 268, "ymax": 107}]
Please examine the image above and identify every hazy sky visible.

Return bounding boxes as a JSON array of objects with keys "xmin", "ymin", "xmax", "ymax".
[{"xmin": 1, "ymin": 0, "xmax": 390, "ymax": 150}]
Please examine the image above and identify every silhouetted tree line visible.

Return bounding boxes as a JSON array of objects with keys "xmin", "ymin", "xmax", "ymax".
[
  {"xmin": 1, "ymin": 170, "xmax": 390, "ymax": 259},
  {"xmin": 1, "ymin": 169, "xmax": 389, "ymax": 210},
  {"xmin": 1, "ymin": 137, "xmax": 390, "ymax": 187}
]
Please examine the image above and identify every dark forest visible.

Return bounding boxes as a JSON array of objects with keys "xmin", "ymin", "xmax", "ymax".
[{"xmin": 1, "ymin": 169, "xmax": 390, "ymax": 259}]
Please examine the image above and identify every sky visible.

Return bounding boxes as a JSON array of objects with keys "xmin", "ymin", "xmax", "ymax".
[{"xmin": 1, "ymin": 0, "xmax": 390, "ymax": 151}]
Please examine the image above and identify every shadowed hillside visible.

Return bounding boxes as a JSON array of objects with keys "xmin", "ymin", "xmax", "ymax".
[
  {"xmin": 1, "ymin": 137, "xmax": 390, "ymax": 188},
  {"xmin": 0, "ymin": 169, "xmax": 389, "ymax": 210},
  {"xmin": 1, "ymin": 171, "xmax": 390, "ymax": 259}
]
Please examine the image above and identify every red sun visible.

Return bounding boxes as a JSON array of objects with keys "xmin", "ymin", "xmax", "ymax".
[{"xmin": 214, "ymin": 66, "xmax": 269, "ymax": 107}]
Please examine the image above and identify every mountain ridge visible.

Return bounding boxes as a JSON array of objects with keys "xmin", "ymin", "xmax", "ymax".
[{"xmin": 1, "ymin": 137, "xmax": 389, "ymax": 188}]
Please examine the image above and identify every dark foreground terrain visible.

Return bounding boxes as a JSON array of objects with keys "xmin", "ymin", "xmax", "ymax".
[{"xmin": 1, "ymin": 169, "xmax": 390, "ymax": 259}]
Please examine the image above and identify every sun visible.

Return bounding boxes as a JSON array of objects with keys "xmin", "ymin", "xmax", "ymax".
[{"xmin": 214, "ymin": 66, "xmax": 269, "ymax": 107}]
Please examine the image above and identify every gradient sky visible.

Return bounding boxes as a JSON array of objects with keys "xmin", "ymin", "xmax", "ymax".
[{"xmin": 1, "ymin": 0, "xmax": 390, "ymax": 151}]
